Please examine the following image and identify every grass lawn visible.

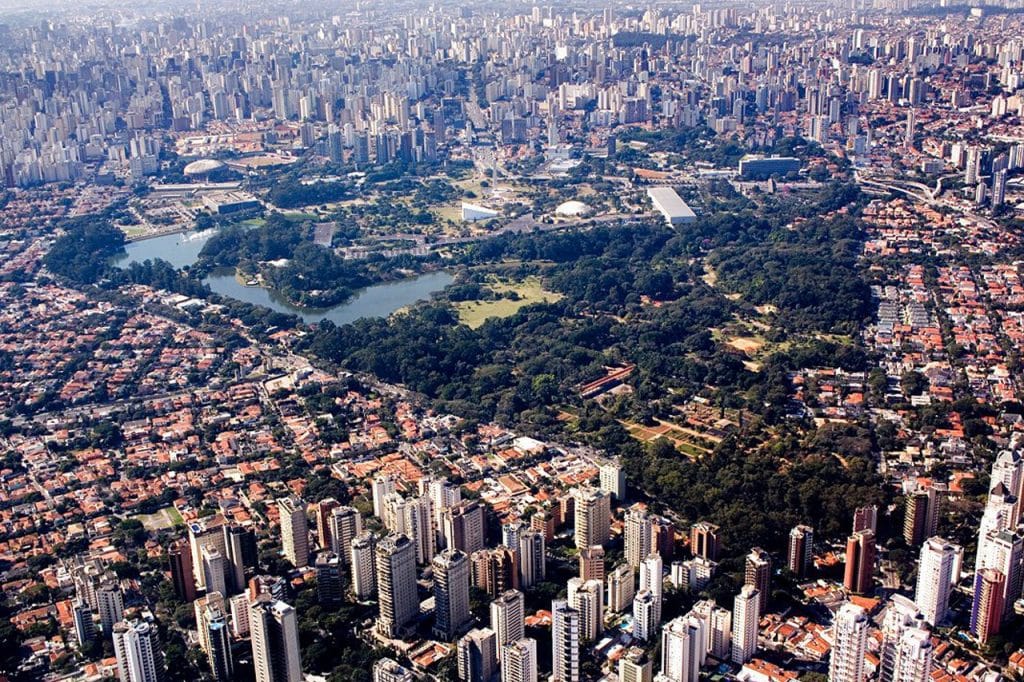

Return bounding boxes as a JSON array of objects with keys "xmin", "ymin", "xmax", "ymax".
[
  {"xmin": 167, "ymin": 506, "xmax": 184, "ymax": 525},
  {"xmin": 431, "ymin": 204, "xmax": 464, "ymax": 223},
  {"xmin": 453, "ymin": 177, "xmax": 489, "ymax": 198},
  {"xmin": 120, "ymin": 225, "xmax": 151, "ymax": 238},
  {"xmin": 619, "ymin": 417, "xmax": 714, "ymax": 459},
  {"xmin": 135, "ymin": 506, "xmax": 184, "ymax": 531},
  {"xmin": 455, "ymin": 276, "xmax": 563, "ymax": 328}
]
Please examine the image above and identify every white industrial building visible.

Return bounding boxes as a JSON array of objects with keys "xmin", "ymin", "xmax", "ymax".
[
  {"xmin": 461, "ymin": 202, "xmax": 500, "ymax": 222},
  {"xmin": 647, "ymin": 187, "xmax": 696, "ymax": 225}
]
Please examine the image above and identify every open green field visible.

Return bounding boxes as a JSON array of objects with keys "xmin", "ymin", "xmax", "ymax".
[
  {"xmin": 432, "ymin": 204, "xmax": 464, "ymax": 223},
  {"xmin": 453, "ymin": 177, "xmax": 491, "ymax": 198},
  {"xmin": 619, "ymin": 418, "xmax": 712, "ymax": 459},
  {"xmin": 120, "ymin": 225, "xmax": 151, "ymax": 239},
  {"xmin": 455, "ymin": 277, "xmax": 563, "ymax": 329},
  {"xmin": 135, "ymin": 506, "xmax": 184, "ymax": 531}
]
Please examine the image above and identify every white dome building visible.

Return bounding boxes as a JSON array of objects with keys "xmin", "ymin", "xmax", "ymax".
[
  {"xmin": 554, "ymin": 200, "xmax": 591, "ymax": 217},
  {"xmin": 183, "ymin": 158, "xmax": 226, "ymax": 181}
]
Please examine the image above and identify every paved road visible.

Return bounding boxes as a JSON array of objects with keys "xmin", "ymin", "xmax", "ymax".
[
  {"xmin": 339, "ymin": 210, "xmax": 636, "ymax": 260},
  {"xmin": 855, "ymin": 169, "xmax": 999, "ymax": 230}
]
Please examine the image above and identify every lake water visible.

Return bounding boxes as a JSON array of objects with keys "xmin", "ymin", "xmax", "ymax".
[
  {"xmin": 113, "ymin": 229, "xmax": 453, "ymax": 324},
  {"xmin": 203, "ymin": 268, "xmax": 454, "ymax": 325},
  {"xmin": 112, "ymin": 229, "xmax": 218, "ymax": 270}
]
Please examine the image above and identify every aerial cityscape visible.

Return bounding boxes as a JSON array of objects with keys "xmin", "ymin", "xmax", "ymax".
[{"xmin": 0, "ymin": 0, "xmax": 1023, "ymax": 681}]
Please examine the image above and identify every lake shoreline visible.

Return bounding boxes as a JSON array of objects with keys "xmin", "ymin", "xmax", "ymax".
[
  {"xmin": 203, "ymin": 268, "xmax": 454, "ymax": 324},
  {"xmin": 113, "ymin": 226, "xmax": 456, "ymax": 325}
]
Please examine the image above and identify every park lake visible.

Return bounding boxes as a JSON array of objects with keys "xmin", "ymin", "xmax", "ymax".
[{"xmin": 113, "ymin": 229, "xmax": 453, "ymax": 325}]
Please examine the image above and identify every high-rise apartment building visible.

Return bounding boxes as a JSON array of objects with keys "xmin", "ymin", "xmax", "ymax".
[
  {"xmin": 890, "ymin": 627, "xmax": 933, "ymax": 682},
  {"xmin": 787, "ymin": 525, "xmax": 814, "ymax": 578},
  {"xmin": 731, "ymin": 585, "xmax": 759, "ymax": 665},
  {"xmin": 113, "ymin": 619, "xmax": 162, "ymax": 682},
  {"xmin": 382, "ymin": 492, "xmax": 407, "ymax": 534},
  {"xmin": 568, "ymin": 577, "xmax": 603, "ymax": 643},
  {"xmin": 829, "ymin": 603, "xmax": 869, "ymax": 682},
  {"xmin": 608, "ymin": 563, "xmax": 636, "ymax": 614},
  {"xmin": 433, "ymin": 549, "xmax": 472, "ymax": 642},
  {"xmin": 552, "ymin": 600, "xmax": 581, "ymax": 682},
  {"xmin": 202, "ymin": 545, "xmax": 228, "ymax": 599},
  {"xmin": 328, "ymin": 506, "xmax": 362, "ymax": 565},
  {"xmin": 744, "ymin": 548, "xmax": 771, "ymax": 618},
  {"xmin": 97, "ymin": 580, "xmax": 124, "ymax": 638},
  {"xmin": 579, "ymin": 545, "xmax": 606, "ymax": 582},
  {"xmin": 619, "ymin": 648, "xmax": 652, "ymax": 682},
  {"xmin": 989, "ymin": 449, "xmax": 1023, "ymax": 526},
  {"xmin": 502, "ymin": 521, "xmax": 526, "ymax": 553},
  {"xmin": 315, "ymin": 553, "xmax": 344, "ymax": 606},
  {"xmin": 491, "ymin": 589, "xmax": 525, "ymax": 650},
  {"xmin": 660, "ymin": 615, "xmax": 706, "ymax": 682},
  {"xmin": 879, "ymin": 595, "xmax": 925, "ymax": 682},
  {"xmin": 472, "ymin": 546, "xmax": 519, "ymax": 598},
  {"xmin": 72, "ymin": 600, "xmax": 95, "ymax": 649},
  {"xmin": 351, "ymin": 532, "xmax": 377, "ymax": 600},
  {"xmin": 915, "ymin": 537, "xmax": 958, "ymax": 626},
  {"xmin": 625, "ymin": 506, "xmax": 653, "ymax": 568},
  {"xmin": 188, "ymin": 516, "xmax": 228, "ymax": 592},
  {"xmin": 457, "ymin": 627, "xmax": 497, "ymax": 682},
  {"xmin": 518, "ymin": 529, "xmax": 545, "ymax": 588},
  {"xmin": 195, "ymin": 592, "xmax": 224, "ymax": 655},
  {"xmin": 444, "ymin": 501, "xmax": 486, "ymax": 555},
  {"xmin": 574, "ymin": 487, "xmax": 612, "ymax": 548},
  {"xmin": 372, "ymin": 474, "xmax": 396, "ymax": 520},
  {"xmin": 315, "ymin": 498, "xmax": 339, "ymax": 551},
  {"xmin": 531, "ymin": 510, "xmax": 555, "ymax": 543},
  {"xmin": 600, "ymin": 461, "xmax": 626, "ymax": 500},
  {"xmin": 852, "ymin": 505, "xmax": 877, "ymax": 533},
  {"xmin": 278, "ymin": 496, "xmax": 309, "ymax": 569},
  {"xmin": 375, "ymin": 533, "xmax": 419, "ymax": 638},
  {"xmin": 501, "ymin": 638, "xmax": 538, "ymax": 682},
  {"xmin": 633, "ymin": 590, "xmax": 658, "ymax": 642},
  {"xmin": 844, "ymin": 529, "xmax": 876, "ymax": 595},
  {"xmin": 223, "ymin": 524, "xmax": 256, "ymax": 595},
  {"xmin": 250, "ymin": 598, "xmax": 302, "ymax": 682},
  {"xmin": 689, "ymin": 522, "xmax": 720, "ymax": 561},
  {"xmin": 640, "ymin": 552, "xmax": 664, "ymax": 627},
  {"xmin": 971, "ymin": 568, "xmax": 1006, "ymax": 644},
  {"xmin": 427, "ymin": 477, "xmax": 462, "ymax": 548},
  {"xmin": 200, "ymin": 597, "xmax": 234, "ymax": 682},
  {"xmin": 651, "ymin": 517, "xmax": 675, "ymax": 562},
  {"xmin": 168, "ymin": 539, "xmax": 196, "ymax": 603},
  {"xmin": 973, "ymin": 528, "xmax": 1023, "ymax": 623},
  {"xmin": 404, "ymin": 495, "xmax": 436, "ymax": 565},
  {"xmin": 691, "ymin": 599, "xmax": 732, "ymax": 661},
  {"xmin": 903, "ymin": 485, "xmax": 943, "ymax": 546}
]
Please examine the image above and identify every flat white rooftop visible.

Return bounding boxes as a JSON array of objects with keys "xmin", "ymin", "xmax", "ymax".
[{"xmin": 647, "ymin": 186, "xmax": 696, "ymax": 224}]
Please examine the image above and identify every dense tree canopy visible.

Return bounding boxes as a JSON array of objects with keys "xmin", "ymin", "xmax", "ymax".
[{"xmin": 43, "ymin": 217, "xmax": 126, "ymax": 283}]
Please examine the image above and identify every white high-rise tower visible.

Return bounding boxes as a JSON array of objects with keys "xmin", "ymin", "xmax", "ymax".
[
  {"xmin": 730, "ymin": 585, "xmax": 759, "ymax": 665},
  {"xmin": 829, "ymin": 603, "xmax": 869, "ymax": 682},
  {"xmin": 914, "ymin": 537, "xmax": 957, "ymax": 626},
  {"xmin": 891, "ymin": 627, "xmax": 933, "ymax": 682},
  {"xmin": 625, "ymin": 506, "xmax": 653, "ymax": 568}
]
